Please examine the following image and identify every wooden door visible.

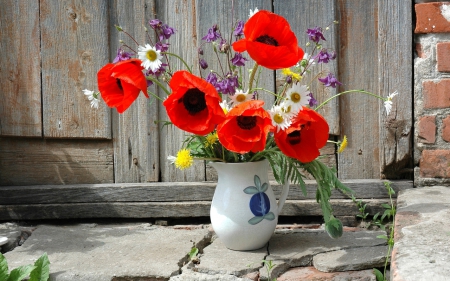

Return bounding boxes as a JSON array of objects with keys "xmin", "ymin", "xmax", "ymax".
[{"xmin": 0, "ymin": 0, "xmax": 413, "ymax": 220}]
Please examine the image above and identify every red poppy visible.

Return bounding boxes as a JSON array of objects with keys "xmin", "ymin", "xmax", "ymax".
[
  {"xmin": 97, "ymin": 58, "xmax": 148, "ymax": 113},
  {"xmin": 217, "ymin": 100, "xmax": 273, "ymax": 154},
  {"xmin": 232, "ymin": 10, "xmax": 304, "ymax": 70},
  {"xmin": 163, "ymin": 71, "xmax": 225, "ymax": 135},
  {"xmin": 274, "ymin": 107, "xmax": 329, "ymax": 163}
]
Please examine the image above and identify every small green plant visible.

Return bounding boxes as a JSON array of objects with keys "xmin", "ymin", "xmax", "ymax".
[
  {"xmin": 0, "ymin": 252, "xmax": 50, "ymax": 281},
  {"xmin": 351, "ymin": 194, "xmax": 370, "ymax": 222},
  {"xmin": 188, "ymin": 246, "xmax": 199, "ymax": 261},
  {"xmin": 372, "ymin": 181, "xmax": 396, "ymax": 281},
  {"xmin": 261, "ymin": 259, "xmax": 277, "ymax": 281}
]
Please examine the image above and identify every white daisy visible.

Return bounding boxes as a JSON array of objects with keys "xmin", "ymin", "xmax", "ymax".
[
  {"xmin": 278, "ymin": 100, "xmax": 300, "ymax": 119},
  {"xmin": 219, "ymin": 100, "xmax": 231, "ymax": 115},
  {"xmin": 167, "ymin": 155, "xmax": 176, "ymax": 165},
  {"xmin": 83, "ymin": 89, "xmax": 100, "ymax": 109},
  {"xmin": 384, "ymin": 90, "xmax": 398, "ymax": 115},
  {"xmin": 138, "ymin": 44, "xmax": 163, "ymax": 72},
  {"xmin": 249, "ymin": 7, "xmax": 259, "ymax": 18},
  {"xmin": 284, "ymin": 84, "xmax": 311, "ymax": 112},
  {"xmin": 230, "ymin": 89, "xmax": 251, "ymax": 106},
  {"xmin": 269, "ymin": 105, "xmax": 292, "ymax": 132}
]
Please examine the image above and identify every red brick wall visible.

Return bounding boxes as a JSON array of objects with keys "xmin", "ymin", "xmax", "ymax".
[{"xmin": 415, "ymin": 2, "xmax": 450, "ymax": 185}]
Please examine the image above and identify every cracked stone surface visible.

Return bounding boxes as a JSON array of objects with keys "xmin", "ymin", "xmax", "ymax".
[
  {"xmin": 313, "ymin": 245, "xmax": 387, "ymax": 272},
  {"xmin": 194, "ymin": 237, "xmax": 267, "ymax": 276},
  {"xmin": 4, "ymin": 223, "xmax": 210, "ymax": 281},
  {"xmin": 258, "ymin": 229, "xmax": 386, "ymax": 280},
  {"xmin": 0, "ymin": 222, "xmax": 35, "ymax": 253}
]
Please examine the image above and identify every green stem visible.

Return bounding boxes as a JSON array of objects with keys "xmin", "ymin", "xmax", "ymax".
[
  {"xmin": 248, "ymin": 62, "xmax": 259, "ymax": 91},
  {"xmin": 147, "ymin": 76, "xmax": 171, "ymax": 96},
  {"xmin": 195, "ymin": 157, "xmax": 226, "ymax": 162},
  {"xmin": 315, "ymin": 89, "xmax": 387, "ymax": 111},
  {"xmin": 250, "ymin": 87, "xmax": 281, "ymax": 99},
  {"xmin": 163, "ymin": 52, "xmax": 192, "ymax": 73}
]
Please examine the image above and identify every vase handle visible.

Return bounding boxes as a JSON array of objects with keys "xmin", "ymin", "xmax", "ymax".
[{"xmin": 277, "ymin": 178, "xmax": 290, "ymax": 215}]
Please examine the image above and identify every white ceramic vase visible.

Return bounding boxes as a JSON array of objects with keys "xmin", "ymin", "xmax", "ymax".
[{"xmin": 209, "ymin": 159, "xmax": 290, "ymax": 251}]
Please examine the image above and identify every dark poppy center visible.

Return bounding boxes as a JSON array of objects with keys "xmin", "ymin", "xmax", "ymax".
[
  {"xmin": 255, "ymin": 35, "xmax": 279, "ymax": 46},
  {"xmin": 116, "ymin": 79, "xmax": 123, "ymax": 91},
  {"xmin": 237, "ymin": 116, "xmax": 257, "ymax": 130},
  {"xmin": 182, "ymin": 88, "xmax": 206, "ymax": 115},
  {"xmin": 287, "ymin": 130, "xmax": 301, "ymax": 145}
]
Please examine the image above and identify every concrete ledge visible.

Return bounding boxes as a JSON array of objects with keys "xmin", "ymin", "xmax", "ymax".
[{"xmin": 391, "ymin": 186, "xmax": 450, "ymax": 281}]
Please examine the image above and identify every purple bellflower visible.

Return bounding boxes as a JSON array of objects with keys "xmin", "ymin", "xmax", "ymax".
[
  {"xmin": 307, "ymin": 27, "xmax": 326, "ymax": 43},
  {"xmin": 318, "ymin": 73, "xmax": 342, "ymax": 88}
]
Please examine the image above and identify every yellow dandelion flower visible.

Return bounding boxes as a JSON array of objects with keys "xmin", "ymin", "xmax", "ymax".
[
  {"xmin": 281, "ymin": 68, "xmax": 302, "ymax": 82},
  {"xmin": 174, "ymin": 149, "xmax": 193, "ymax": 170},
  {"xmin": 205, "ymin": 132, "xmax": 218, "ymax": 148},
  {"xmin": 338, "ymin": 135, "xmax": 348, "ymax": 153}
]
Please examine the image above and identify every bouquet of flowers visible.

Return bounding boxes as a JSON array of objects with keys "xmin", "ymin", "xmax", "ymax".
[{"xmin": 84, "ymin": 8, "xmax": 397, "ymax": 238}]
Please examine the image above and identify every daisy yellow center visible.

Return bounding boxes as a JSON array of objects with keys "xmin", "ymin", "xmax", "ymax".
[
  {"xmin": 146, "ymin": 50, "xmax": 157, "ymax": 62},
  {"xmin": 236, "ymin": 94, "xmax": 246, "ymax": 102},
  {"xmin": 290, "ymin": 92, "xmax": 301, "ymax": 103},
  {"xmin": 175, "ymin": 149, "xmax": 193, "ymax": 170},
  {"xmin": 282, "ymin": 105, "xmax": 292, "ymax": 114},
  {"xmin": 273, "ymin": 113, "xmax": 284, "ymax": 124}
]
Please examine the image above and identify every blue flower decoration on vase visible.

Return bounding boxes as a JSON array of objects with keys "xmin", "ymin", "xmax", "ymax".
[{"xmin": 244, "ymin": 175, "xmax": 275, "ymax": 225}]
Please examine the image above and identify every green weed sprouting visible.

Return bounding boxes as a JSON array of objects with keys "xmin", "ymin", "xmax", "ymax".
[{"xmin": 0, "ymin": 252, "xmax": 50, "ymax": 281}]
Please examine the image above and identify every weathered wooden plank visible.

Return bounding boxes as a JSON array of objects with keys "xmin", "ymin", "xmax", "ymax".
[
  {"xmin": 0, "ymin": 0, "xmax": 42, "ymax": 137},
  {"xmin": 336, "ymin": 1, "xmax": 380, "ymax": 179},
  {"xmin": 0, "ymin": 199, "xmax": 389, "ymax": 220},
  {"xmin": 377, "ymin": 0, "xmax": 413, "ymax": 179},
  {"xmin": 156, "ymin": 0, "xmax": 207, "ymax": 182},
  {"xmin": 40, "ymin": 0, "xmax": 111, "ymax": 138},
  {"xmin": 0, "ymin": 180, "xmax": 412, "ymax": 204},
  {"xmin": 0, "ymin": 138, "xmax": 114, "ymax": 186},
  {"xmin": 275, "ymin": 0, "xmax": 340, "ymax": 135},
  {"xmin": 109, "ymin": 0, "xmax": 160, "ymax": 182}
]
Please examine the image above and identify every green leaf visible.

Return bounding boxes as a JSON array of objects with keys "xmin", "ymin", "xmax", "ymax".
[
  {"xmin": 7, "ymin": 265, "xmax": 35, "ymax": 281},
  {"xmin": 0, "ymin": 253, "xmax": 9, "ymax": 281},
  {"xmin": 377, "ymin": 235, "xmax": 388, "ymax": 240},
  {"xmin": 248, "ymin": 216, "xmax": 264, "ymax": 225},
  {"xmin": 188, "ymin": 247, "xmax": 198, "ymax": 260},
  {"xmin": 29, "ymin": 253, "xmax": 50, "ymax": 281},
  {"xmin": 373, "ymin": 268, "xmax": 385, "ymax": 281},
  {"xmin": 260, "ymin": 183, "xmax": 268, "ymax": 193},
  {"xmin": 264, "ymin": 212, "xmax": 275, "ymax": 221},
  {"xmin": 243, "ymin": 186, "xmax": 259, "ymax": 194},
  {"xmin": 325, "ymin": 218, "xmax": 343, "ymax": 239},
  {"xmin": 381, "ymin": 203, "xmax": 391, "ymax": 209},
  {"xmin": 254, "ymin": 175, "xmax": 261, "ymax": 190}
]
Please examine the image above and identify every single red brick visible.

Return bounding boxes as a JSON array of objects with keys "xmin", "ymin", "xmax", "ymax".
[
  {"xmin": 415, "ymin": 3, "xmax": 450, "ymax": 33},
  {"xmin": 423, "ymin": 79, "xmax": 450, "ymax": 109},
  {"xmin": 437, "ymin": 42, "xmax": 450, "ymax": 72},
  {"xmin": 420, "ymin": 150, "xmax": 450, "ymax": 178},
  {"xmin": 442, "ymin": 116, "xmax": 450, "ymax": 142},
  {"xmin": 418, "ymin": 115, "xmax": 436, "ymax": 143},
  {"xmin": 415, "ymin": 43, "xmax": 426, "ymax": 58}
]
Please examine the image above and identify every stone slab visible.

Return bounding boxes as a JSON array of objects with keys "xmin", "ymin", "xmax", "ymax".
[
  {"xmin": 4, "ymin": 223, "xmax": 211, "ymax": 281},
  {"xmin": 277, "ymin": 267, "xmax": 376, "ymax": 281},
  {"xmin": 193, "ymin": 237, "xmax": 267, "ymax": 276},
  {"xmin": 391, "ymin": 186, "xmax": 450, "ymax": 281},
  {"xmin": 313, "ymin": 245, "xmax": 387, "ymax": 272},
  {"xmin": 267, "ymin": 229, "xmax": 387, "ymax": 267},
  {"xmin": 258, "ymin": 228, "xmax": 386, "ymax": 280}
]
